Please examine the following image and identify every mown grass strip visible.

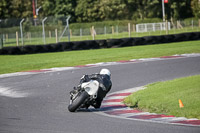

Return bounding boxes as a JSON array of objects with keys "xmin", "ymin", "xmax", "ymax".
[
  {"xmin": 0, "ymin": 40, "xmax": 200, "ymax": 74},
  {"xmin": 124, "ymin": 75, "xmax": 200, "ymax": 119}
]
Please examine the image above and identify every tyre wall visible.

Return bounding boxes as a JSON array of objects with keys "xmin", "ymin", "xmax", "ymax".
[{"xmin": 0, "ymin": 32, "xmax": 200, "ymax": 55}]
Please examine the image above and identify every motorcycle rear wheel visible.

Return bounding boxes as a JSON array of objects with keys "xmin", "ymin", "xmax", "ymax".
[{"xmin": 68, "ymin": 91, "xmax": 89, "ymax": 112}]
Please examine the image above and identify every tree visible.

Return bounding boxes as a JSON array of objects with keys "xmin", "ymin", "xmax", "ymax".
[
  {"xmin": 127, "ymin": 0, "xmax": 161, "ymax": 20},
  {"xmin": 42, "ymin": 0, "xmax": 57, "ymax": 16},
  {"xmin": 191, "ymin": 0, "xmax": 200, "ymax": 18},
  {"xmin": 0, "ymin": 0, "xmax": 11, "ymax": 18},
  {"xmin": 75, "ymin": 0, "xmax": 104, "ymax": 22},
  {"xmin": 0, "ymin": 0, "xmax": 196, "ymax": 22},
  {"xmin": 145, "ymin": 0, "xmax": 162, "ymax": 18},
  {"xmin": 53, "ymin": 0, "xmax": 76, "ymax": 21},
  {"xmin": 9, "ymin": 0, "xmax": 32, "ymax": 18},
  {"xmin": 164, "ymin": 0, "xmax": 193, "ymax": 20},
  {"xmin": 100, "ymin": 0, "xmax": 129, "ymax": 20}
]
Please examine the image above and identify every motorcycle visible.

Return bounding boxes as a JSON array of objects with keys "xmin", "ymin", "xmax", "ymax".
[{"xmin": 68, "ymin": 80, "xmax": 100, "ymax": 112}]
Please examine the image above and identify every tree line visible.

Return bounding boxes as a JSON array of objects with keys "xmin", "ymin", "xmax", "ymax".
[{"xmin": 0, "ymin": 0, "xmax": 200, "ymax": 23}]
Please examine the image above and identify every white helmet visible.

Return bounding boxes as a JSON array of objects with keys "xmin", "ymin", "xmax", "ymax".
[{"xmin": 100, "ymin": 68, "xmax": 111, "ymax": 77}]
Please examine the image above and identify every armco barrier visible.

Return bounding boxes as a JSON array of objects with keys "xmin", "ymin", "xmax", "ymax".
[{"xmin": 0, "ymin": 32, "xmax": 199, "ymax": 55}]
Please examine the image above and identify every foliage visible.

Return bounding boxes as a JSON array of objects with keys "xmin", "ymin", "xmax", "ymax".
[
  {"xmin": 0, "ymin": 0, "xmax": 197, "ymax": 23},
  {"xmin": 100, "ymin": 0, "xmax": 129, "ymax": 20},
  {"xmin": 42, "ymin": 0, "xmax": 77, "ymax": 22},
  {"xmin": 75, "ymin": 0, "xmax": 102, "ymax": 22},
  {"xmin": 165, "ymin": 0, "xmax": 192, "ymax": 20},
  {"xmin": 127, "ymin": 0, "xmax": 161, "ymax": 20},
  {"xmin": 191, "ymin": 0, "xmax": 200, "ymax": 18}
]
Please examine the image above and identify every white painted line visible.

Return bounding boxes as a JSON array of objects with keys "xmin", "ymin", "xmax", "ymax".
[
  {"xmin": 129, "ymin": 59, "xmax": 140, "ymax": 62},
  {"xmin": 45, "ymin": 67, "xmax": 75, "ymax": 71},
  {"xmin": 103, "ymin": 107, "xmax": 131, "ymax": 112},
  {"xmin": 138, "ymin": 58, "xmax": 162, "ymax": 61},
  {"xmin": 179, "ymin": 53, "xmax": 200, "ymax": 57},
  {"xmin": 119, "ymin": 112, "xmax": 155, "ymax": 117},
  {"xmin": 101, "ymin": 102, "xmax": 124, "ymax": 106},
  {"xmin": 0, "ymin": 72, "xmax": 34, "ymax": 78},
  {"xmin": 0, "ymin": 86, "xmax": 29, "ymax": 98},
  {"xmin": 104, "ymin": 96, "xmax": 127, "ymax": 100},
  {"xmin": 150, "ymin": 117, "xmax": 187, "ymax": 122}
]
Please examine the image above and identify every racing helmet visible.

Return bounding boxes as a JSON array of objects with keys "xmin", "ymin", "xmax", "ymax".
[{"xmin": 100, "ymin": 68, "xmax": 111, "ymax": 77}]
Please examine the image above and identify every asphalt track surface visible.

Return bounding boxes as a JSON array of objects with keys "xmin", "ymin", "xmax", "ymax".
[{"xmin": 0, "ymin": 56, "xmax": 200, "ymax": 133}]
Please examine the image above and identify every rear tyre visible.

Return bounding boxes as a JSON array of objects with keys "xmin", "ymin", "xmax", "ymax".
[{"xmin": 68, "ymin": 91, "xmax": 89, "ymax": 112}]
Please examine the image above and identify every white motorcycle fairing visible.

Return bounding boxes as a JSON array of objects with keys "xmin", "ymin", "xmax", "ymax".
[{"xmin": 81, "ymin": 80, "xmax": 99, "ymax": 96}]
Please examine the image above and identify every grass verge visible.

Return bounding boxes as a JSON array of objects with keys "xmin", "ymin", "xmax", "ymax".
[
  {"xmin": 124, "ymin": 75, "xmax": 200, "ymax": 119},
  {"xmin": 0, "ymin": 40, "xmax": 200, "ymax": 74}
]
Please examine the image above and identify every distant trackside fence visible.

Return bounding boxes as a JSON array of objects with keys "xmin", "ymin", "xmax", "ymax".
[
  {"xmin": 0, "ymin": 17, "xmax": 200, "ymax": 48},
  {"xmin": 0, "ymin": 31, "xmax": 200, "ymax": 55}
]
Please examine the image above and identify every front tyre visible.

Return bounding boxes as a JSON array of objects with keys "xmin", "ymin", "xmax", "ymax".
[{"xmin": 68, "ymin": 91, "xmax": 89, "ymax": 112}]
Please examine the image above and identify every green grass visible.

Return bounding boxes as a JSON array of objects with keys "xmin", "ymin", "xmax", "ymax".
[
  {"xmin": 0, "ymin": 40, "xmax": 200, "ymax": 74},
  {"xmin": 124, "ymin": 75, "xmax": 200, "ymax": 119}
]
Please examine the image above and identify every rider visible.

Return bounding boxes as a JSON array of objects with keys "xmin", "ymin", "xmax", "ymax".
[{"xmin": 75, "ymin": 68, "xmax": 112, "ymax": 109}]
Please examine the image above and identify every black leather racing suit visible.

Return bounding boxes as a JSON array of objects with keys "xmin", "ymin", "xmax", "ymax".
[{"xmin": 79, "ymin": 74, "xmax": 112, "ymax": 108}]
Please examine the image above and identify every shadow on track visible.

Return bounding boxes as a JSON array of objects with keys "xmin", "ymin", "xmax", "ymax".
[{"xmin": 77, "ymin": 105, "xmax": 127, "ymax": 112}]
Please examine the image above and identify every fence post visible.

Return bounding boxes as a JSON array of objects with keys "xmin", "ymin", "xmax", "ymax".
[
  {"xmin": 191, "ymin": 20, "xmax": 194, "ymax": 30},
  {"xmin": 42, "ymin": 17, "xmax": 48, "ymax": 44},
  {"xmin": 92, "ymin": 26, "xmax": 96, "ymax": 40},
  {"xmin": 70, "ymin": 29, "xmax": 72, "ymax": 38},
  {"xmin": 128, "ymin": 23, "xmax": 131, "ymax": 37},
  {"xmin": 132, "ymin": 24, "xmax": 136, "ymax": 32},
  {"xmin": 104, "ymin": 26, "xmax": 107, "ymax": 36},
  {"xmin": 49, "ymin": 31, "xmax": 51, "ymax": 38},
  {"xmin": 59, "ymin": 16, "xmax": 71, "ymax": 42},
  {"xmin": 165, "ymin": 20, "xmax": 168, "ymax": 34},
  {"xmin": 116, "ymin": 25, "xmax": 118, "ymax": 35},
  {"xmin": 145, "ymin": 24, "xmax": 147, "ymax": 32},
  {"xmin": 27, "ymin": 32, "xmax": 31, "ymax": 42},
  {"xmin": 6, "ymin": 34, "xmax": 8, "ymax": 42},
  {"xmin": 177, "ymin": 20, "xmax": 183, "ymax": 29},
  {"xmin": 55, "ymin": 29, "xmax": 58, "ymax": 43},
  {"xmin": 20, "ymin": 18, "xmax": 25, "ymax": 46},
  {"xmin": 136, "ymin": 24, "xmax": 138, "ymax": 32},
  {"xmin": 80, "ymin": 28, "xmax": 82, "ymax": 39},
  {"xmin": 16, "ymin": 32, "xmax": 19, "ymax": 46},
  {"xmin": 112, "ymin": 26, "xmax": 114, "ymax": 34},
  {"xmin": 29, "ymin": 32, "xmax": 32, "ymax": 43},
  {"xmin": 67, "ymin": 16, "xmax": 71, "ymax": 42}
]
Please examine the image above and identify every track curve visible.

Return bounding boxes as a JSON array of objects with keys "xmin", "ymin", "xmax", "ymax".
[{"xmin": 0, "ymin": 55, "xmax": 200, "ymax": 133}]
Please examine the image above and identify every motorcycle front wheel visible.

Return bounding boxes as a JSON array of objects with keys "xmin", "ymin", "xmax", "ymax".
[{"xmin": 68, "ymin": 91, "xmax": 89, "ymax": 112}]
